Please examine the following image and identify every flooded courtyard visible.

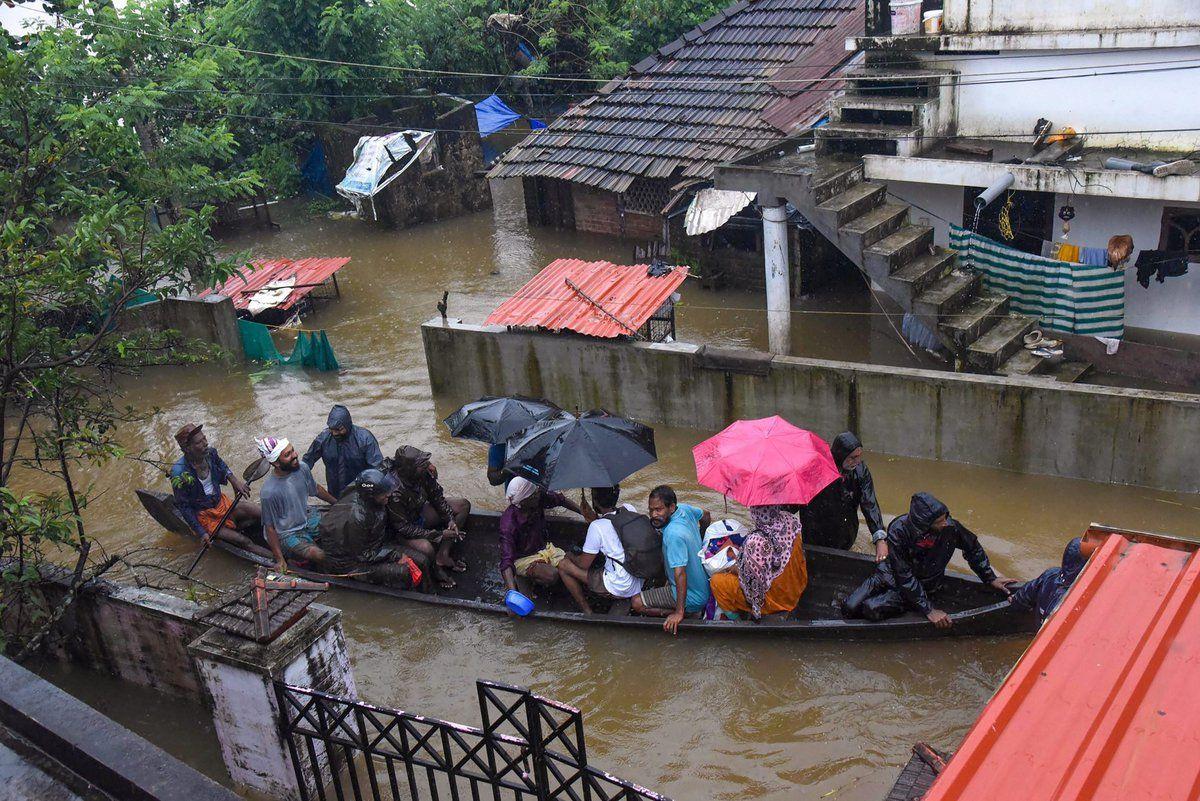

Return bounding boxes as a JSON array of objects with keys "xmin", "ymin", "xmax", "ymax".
[{"xmin": 19, "ymin": 180, "xmax": 1200, "ymax": 801}]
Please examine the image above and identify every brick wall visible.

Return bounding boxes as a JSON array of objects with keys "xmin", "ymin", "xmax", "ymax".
[{"xmin": 571, "ymin": 185, "xmax": 662, "ymax": 240}]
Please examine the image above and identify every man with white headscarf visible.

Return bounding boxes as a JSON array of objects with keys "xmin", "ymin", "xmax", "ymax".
[
  {"xmin": 497, "ymin": 477, "xmax": 588, "ymax": 603},
  {"xmin": 256, "ymin": 436, "xmax": 338, "ymax": 573}
]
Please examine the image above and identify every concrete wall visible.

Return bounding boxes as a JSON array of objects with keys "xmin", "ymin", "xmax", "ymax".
[
  {"xmin": 119, "ymin": 296, "xmax": 244, "ymax": 360},
  {"xmin": 423, "ymin": 319, "xmax": 1200, "ymax": 493},
  {"xmin": 943, "ymin": 0, "xmax": 1197, "ymax": 36},
  {"xmin": 924, "ymin": 48, "xmax": 1200, "ymax": 152}
]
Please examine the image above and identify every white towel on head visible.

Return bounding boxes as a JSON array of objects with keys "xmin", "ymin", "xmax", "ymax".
[
  {"xmin": 506, "ymin": 476, "xmax": 538, "ymax": 506},
  {"xmin": 255, "ymin": 436, "xmax": 290, "ymax": 463}
]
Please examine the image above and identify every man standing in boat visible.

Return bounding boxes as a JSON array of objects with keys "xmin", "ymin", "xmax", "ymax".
[
  {"xmin": 800, "ymin": 432, "xmax": 888, "ymax": 556},
  {"xmin": 841, "ymin": 492, "xmax": 1015, "ymax": 628},
  {"xmin": 170, "ymin": 423, "xmax": 267, "ymax": 556},
  {"xmin": 257, "ymin": 436, "xmax": 338, "ymax": 572},
  {"xmin": 302, "ymin": 404, "xmax": 384, "ymax": 500}
]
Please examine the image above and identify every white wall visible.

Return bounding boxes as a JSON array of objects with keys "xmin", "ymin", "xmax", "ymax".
[
  {"xmin": 923, "ymin": 47, "xmax": 1200, "ymax": 151},
  {"xmin": 884, "ymin": 180, "xmax": 1200, "ymax": 337},
  {"xmin": 944, "ymin": 0, "xmax": 1197, "ymax": 35}
]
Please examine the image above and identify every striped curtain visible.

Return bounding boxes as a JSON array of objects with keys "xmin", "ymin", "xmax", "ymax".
[{"xmin": 949, "ymin": 225, "xmax": 1125, "ymax": 338}]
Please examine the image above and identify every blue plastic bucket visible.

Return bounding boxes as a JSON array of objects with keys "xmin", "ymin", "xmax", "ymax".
[{"xmin": 505, "ymin": 589, "xmax": 535, "ymax": 617}]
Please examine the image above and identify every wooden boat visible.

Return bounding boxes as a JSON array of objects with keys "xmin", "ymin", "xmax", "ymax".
[{"xmin": 137, "ymin": 490, "xmax": 1039, "ymax": 640}]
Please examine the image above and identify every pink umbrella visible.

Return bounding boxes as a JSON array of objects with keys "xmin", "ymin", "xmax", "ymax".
[{"xmin": 692, "ymin": 416, "xmax": 840, "ymax": 507}]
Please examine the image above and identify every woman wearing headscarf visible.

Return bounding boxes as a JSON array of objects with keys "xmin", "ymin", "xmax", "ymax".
[
  {"xmin": 709, "ymin": 506, "xmax": 808, "ymax": 619},
  {"xmin": 801, "ymin": 432, "xmax": 888, "ymax": 559}
]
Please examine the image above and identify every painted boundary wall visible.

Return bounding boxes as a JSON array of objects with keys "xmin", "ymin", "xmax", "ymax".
[{"xmin": 422, "ymin": 319, "xmax": 1200, "ymax": 494}]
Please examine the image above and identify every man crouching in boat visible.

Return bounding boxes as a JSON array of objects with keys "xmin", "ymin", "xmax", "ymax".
[
  {"xmin": 317, "ymin": 470, "xmax": 430, "ymax": 588},
  {"xmin": 498, "ymin": 477, "xmax": 589, "ymax": 607},
  {"xmin": 170, "ymin": 423, "xmax": 269, "ymax": 557},
  {"xmin": 257, "ymin": 436, "xmax": 338, "ymax": 573},
  {"xmin": 841, "ymin": 492, "xmax": 1015, "ymax": 628},
  {"xmin": 384, "ymin": 446, "xmax": 471, "ymax": 589}
]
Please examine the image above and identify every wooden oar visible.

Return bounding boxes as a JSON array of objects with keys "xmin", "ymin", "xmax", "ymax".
[{"xmin": 184, "ymin": 457, "xmax": 271, "ymax": 578}]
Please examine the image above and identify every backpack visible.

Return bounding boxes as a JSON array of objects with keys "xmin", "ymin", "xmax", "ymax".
[{"xmin": 605, "ymin": 508, "xmax": 665, "ymax": 583}]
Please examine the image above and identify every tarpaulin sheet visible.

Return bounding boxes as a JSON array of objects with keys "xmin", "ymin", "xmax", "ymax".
[
  {"xmin": 335, "ymin": 130, "xmax": 434, "ymax": 203},
  {"xmin": 475, "ymin": 94, "xmax": 545, "ymax": 136},
  {"xmin": 684, "ymin": 188, "xmax": 756, "ymax": 235}
]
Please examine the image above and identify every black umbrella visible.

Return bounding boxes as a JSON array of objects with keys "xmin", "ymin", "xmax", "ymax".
[
  {"xmin": 443, "ymin": 395, "xmax": 567, "ymax": 445},
  {"xmin": 503, "ymin": 410, "xmax": 657, "ymax": 491}
]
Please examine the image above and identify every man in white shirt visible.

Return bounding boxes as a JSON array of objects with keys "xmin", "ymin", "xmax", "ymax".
[{"xmin": 558, "ymin": 486, "xmax": 643, "ymax": 613}]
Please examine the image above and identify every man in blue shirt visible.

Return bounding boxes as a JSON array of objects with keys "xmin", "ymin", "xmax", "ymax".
[{"xmin": 633, "ymin": 485, "xmax": 712, "ymax": 634}]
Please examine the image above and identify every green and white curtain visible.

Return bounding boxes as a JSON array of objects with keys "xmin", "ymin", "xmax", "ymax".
[{"xmin": 949, "ymin": 225, "xmax": 1125, "ymax": 338}]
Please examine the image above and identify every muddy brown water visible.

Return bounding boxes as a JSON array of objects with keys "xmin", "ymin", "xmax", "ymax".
[{"xmin": 15, "ymin": 180, "xmax": 1200, "ymax": 800}]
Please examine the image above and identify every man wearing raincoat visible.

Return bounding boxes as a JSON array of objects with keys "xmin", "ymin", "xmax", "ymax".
[
  {"xmin": 801, "ymin": 432, "xmax": 887, "ymax": 555},
  {"xmin": 841, "ymin": 492, "xmax": 1014, "ymax": 628},
  {"xmin": 303, "ymin": 404, "xmax": 384, "ymax": 499},
  {"xmin": 1009, "ymin": 538, "xmax": 1091, "ymax": 621}
]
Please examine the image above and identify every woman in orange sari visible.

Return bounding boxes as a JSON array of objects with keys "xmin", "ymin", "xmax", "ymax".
[{"xmin": 710, "ymin": 506, "xmax": 807, "ymax": 619}]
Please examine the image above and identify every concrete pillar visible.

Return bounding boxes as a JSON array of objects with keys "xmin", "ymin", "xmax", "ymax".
[
  {"xmin": 188, "ymin": 605, "xmax": 356, "ymax": 801},
  {"xmin": 761, "ymin": 201, "xmax": 791, "ymax": 354}
]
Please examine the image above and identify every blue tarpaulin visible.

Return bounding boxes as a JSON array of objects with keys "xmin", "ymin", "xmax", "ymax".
[
  {"xmin": 301, "ymin": 140, "xmax": 333, "ymax": 196},
  {"xmin": 475, "ymin": 94, "xmax": 544, "ymax": 137}
]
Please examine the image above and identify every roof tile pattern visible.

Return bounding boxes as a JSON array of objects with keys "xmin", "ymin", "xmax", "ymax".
[{"xmin": 490, "ymin": 0, "xmax": 862, "ymax": 193}]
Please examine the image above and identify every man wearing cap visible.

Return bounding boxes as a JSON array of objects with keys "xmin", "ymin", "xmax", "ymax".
[
  {"xmin": 257, "ymin": 436, "xmax": 338, "ymax": 572},
  {"xmin": 318, "ymin": 469, "xmax": 430, "ymax": 588},
  {"xmin": 170, "ymin": 424, "xmax": 266, "ymax": 555},
  {"xmin": 302, "ymin": 404, "xmax": 384, "ymax": 500}
]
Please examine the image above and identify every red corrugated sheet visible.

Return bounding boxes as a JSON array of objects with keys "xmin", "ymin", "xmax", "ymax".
[
  {"xmin": 486, "ymin": 258, "xmax": 689, "ymax": 338},
  {"xmin": 924, "ymin": 526, "xmax": 1200, "ymax": 801},
  {"xmin": 201, "ymin": 257, "xmax": 351, "ymax": 311}
]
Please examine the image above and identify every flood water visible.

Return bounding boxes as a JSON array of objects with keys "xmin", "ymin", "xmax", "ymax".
[{"xmin": 16, "ymin": 180, "xmax": 1200, "ymax": 800}]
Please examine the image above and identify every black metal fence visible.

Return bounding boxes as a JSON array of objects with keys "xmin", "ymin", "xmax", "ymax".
[{"xmin": 274, "ymin": 679, "xmax": 671, "ymax": 801}]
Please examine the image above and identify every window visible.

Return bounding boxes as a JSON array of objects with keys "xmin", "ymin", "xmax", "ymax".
[
  {"xmin": 621, "ymin": 180, "xmax": 672, "ymax": 215},
  {"xmin": 1159, "ymin": 207, "xmax": 1200, "ymax": 257}
]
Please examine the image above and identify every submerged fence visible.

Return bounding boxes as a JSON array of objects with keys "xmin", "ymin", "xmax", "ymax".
[{"xmin": 274, "ymin": 679, "xmax": 670, "ymax": 801}]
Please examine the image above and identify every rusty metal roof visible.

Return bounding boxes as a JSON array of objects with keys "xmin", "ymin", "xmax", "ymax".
[
  {"xmin": 485, "ymin": 258, "xmax": 689, "ymax": 338},
  {"xmin": 489, "ymin": 0, "xmax": 862, "ymax": 193},
  {"xmin": 924, "ymin": 525, "xmax": 1200, "ymax": 801},
  {"xmin": 201, "ymin": 257, "xmax": 351, "ymax": 312}
]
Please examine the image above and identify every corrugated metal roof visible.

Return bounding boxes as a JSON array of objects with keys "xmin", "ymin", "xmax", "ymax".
[
  {"xmin": 489, "ymin": 0, "xmax": 862, "ymax": 192},
  {"xmin": 485, "ymin": 258, "xmax": 689, "ymax": 338},
  {"xmin": 201, "ymin": 257, "xmax": 351, "ymax": 312},
  {"xmin": 924, "ymin": 525, "xmax": 1200, "ymax": 801}
]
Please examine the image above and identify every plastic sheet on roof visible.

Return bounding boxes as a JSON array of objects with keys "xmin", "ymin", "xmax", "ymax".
[
  {"xmin": 685, "ymin": 188, "xmax": 757, "ymax": 235},
  {"xmin": 335, "ymin": 130, "xmax": 435, "ymax": 215}
]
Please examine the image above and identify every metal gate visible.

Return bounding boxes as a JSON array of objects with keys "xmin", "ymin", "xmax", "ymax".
[{"xmin": 274, "ymin": 680, "xmax": 671, "ymax": 801}]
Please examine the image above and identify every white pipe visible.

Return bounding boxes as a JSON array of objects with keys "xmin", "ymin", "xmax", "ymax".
[
  {"xmin": 974, "ymin": 172, "xmax": 1015, "ymax": 211},
  {"xmin": 761, "ymin": 202, "xmax": 791, "ymax": 355}
]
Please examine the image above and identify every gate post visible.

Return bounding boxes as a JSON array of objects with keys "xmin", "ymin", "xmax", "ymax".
[{"xmin": 188, "ymin": 604, "xmax": 356, "ymax": 800}]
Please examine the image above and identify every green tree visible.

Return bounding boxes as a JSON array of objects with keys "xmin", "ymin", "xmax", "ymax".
[{"xmin": 0, "ymin": 5, "xmax": 256, "ymax": 654}]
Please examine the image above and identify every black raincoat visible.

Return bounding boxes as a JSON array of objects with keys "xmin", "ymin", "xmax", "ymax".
[
  {"xmin": 802, "ymin": 433, "xmax": 887, "ymax": 550},
  {"xmin": 318, "ymin": 485, "xmax": 416, "ymax": 587},
  {"xmin": 1010, "ymin": 538, "xmax": 1087, "ymax": 620},
  {"xmin": 303, "ymin": 405, "xmax": 384, "ymax": 499},
  {"xmin": 842, "ymin": 492, "xmax": 997, "ymax": 619}
]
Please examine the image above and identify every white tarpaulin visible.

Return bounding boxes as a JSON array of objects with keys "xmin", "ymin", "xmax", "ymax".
[
  {"xmin": 684, "ymin": 189, "xmax": 757, "ymax": 236},
  {"xmin": 336, "ymin": 130, "xmax": 435, "ymax": 212}
]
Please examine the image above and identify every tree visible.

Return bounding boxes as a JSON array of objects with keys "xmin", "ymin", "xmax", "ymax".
[{"xmin": 0, "ymin": 4, "xmax": 257, "ymax": 654}]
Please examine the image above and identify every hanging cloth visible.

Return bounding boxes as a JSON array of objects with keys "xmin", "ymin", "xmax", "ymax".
[
  {"xmin": 238, "ymin": 320, "xmax": 340, "ymax": 371},
  {"xmin": 950, "ymin": 225, "xmax": 1125, "ymax": 338}
]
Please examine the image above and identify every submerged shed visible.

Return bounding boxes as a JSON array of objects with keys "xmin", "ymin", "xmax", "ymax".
[{"xmin": 486, "ymin": 258, "xmax": 689, "ymax": 341}]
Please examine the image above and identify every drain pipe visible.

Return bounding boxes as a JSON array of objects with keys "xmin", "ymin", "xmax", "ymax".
[
  {"xmin": 975, "ymin": 172, "xmax": 1015, "ymax": 212},
  {"xmin": 761, "ymin": 200, "xmax": 791, "ymax": 354}
]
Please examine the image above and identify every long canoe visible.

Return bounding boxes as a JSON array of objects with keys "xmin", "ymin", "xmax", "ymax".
[{"xmin": 136, "ymin": 490, "xmax": 1038, "ymax": 640}]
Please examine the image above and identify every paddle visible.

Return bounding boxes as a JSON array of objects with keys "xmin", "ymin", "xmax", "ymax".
[{"xmin": 184, "ymin": 457, "xmax": 271, "ymax": 578}]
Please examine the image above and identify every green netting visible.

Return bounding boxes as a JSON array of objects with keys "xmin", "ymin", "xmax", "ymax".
[{"xmin": 238, "ymin": 319, "xmax": 340, "ymax": 371}]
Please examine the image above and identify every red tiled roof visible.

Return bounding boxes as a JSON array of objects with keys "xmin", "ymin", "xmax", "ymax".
[
  {"xmin": 201, "ymin": 257, "xmax": 351, "ymax": 312},
  {"xmin": 486, "ymin": 258, "xmax": 688, "ymax": 338},
  {"xmin": 489, "ymin": 0, "xmax": 863, "ymax": 193},
  {"xmin": 924, "ymin": 525, "xmax": 1200, "ymax": 801}
]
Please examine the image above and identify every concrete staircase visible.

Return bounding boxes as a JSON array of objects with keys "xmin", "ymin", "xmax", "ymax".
[{"xmin": 791, "ymin": 64, "xmax": 1091, "ymax": 380}]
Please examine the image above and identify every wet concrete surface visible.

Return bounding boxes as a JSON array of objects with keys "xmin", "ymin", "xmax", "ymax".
[{"xmin": 15, "ymin": 180, "xmax": 1200, "ymax": 800}]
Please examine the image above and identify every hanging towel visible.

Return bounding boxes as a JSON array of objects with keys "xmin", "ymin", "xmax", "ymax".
[
  {"xmin": 950, "ymin": 225, "xmax": 1125, "ymax": 338},
  {"xmin": 1079, "ymin": 247, "xmax": 1109, "ymax": 267},
  {"xmin": 1057, "ymin": 243, "xmax": 1081, "ymax": 263},
  {"xmin": 238, "ymin": 319, "xmax": 340, "ymax": 371}
]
